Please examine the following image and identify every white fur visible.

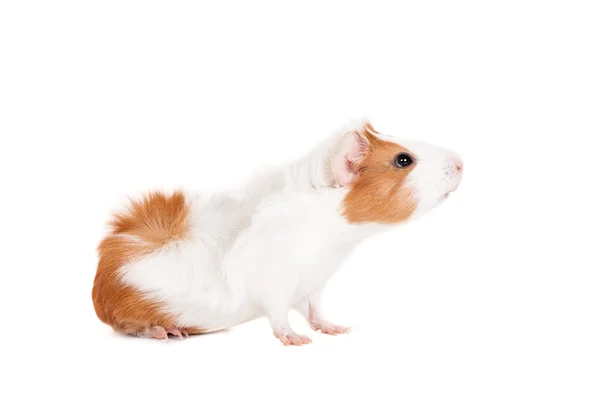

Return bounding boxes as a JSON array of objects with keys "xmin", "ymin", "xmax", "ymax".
[{"xmin": 118, "ymin": 121, "xmax": 462, "ymax": 336}]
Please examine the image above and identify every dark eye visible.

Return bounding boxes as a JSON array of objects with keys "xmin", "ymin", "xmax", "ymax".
[{"xmin": 394, "ymin": 153, "xmax": 413, "ymax": 168}]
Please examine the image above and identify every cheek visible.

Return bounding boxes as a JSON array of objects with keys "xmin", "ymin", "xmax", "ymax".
[
  {"xmin": 342, "ymin": 173, "xmax": 418, "ymax": 224},
  {"xmin": 391, "ymin": 183, "xmax": 419, "ymax": 222},
  {"xmin": 406, "ymin": 165, "xmax": 446, "ymax": 199},
  {"xmin": 403, "ymin": 167, "xmax": 450, "ymax": 218}
]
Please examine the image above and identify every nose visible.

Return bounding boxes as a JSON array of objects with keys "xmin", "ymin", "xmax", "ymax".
[
  {"xmin": 455, "ymin": 158, "xmax": 463, "ymax": 172},
  {"xmin": 449, "ymin": 153, "xmax": 463, "ymax": 173}
]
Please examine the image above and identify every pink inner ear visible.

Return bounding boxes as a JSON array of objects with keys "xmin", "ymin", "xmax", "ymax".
[
  {"xmin": 346, "ymin": 157, "xmax": 360, "ymax": 175},
  {"xmin": 332, "ymin": 131, "xmax": 368, "ymax": 187}
]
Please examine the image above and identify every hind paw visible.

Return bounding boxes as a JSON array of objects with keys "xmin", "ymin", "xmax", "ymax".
[{"xmin": 137, "ymin": 326, "xmax": 189, "ymax": 340}]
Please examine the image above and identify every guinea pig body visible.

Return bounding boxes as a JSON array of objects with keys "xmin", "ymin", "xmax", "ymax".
[{"xmin": 92, "ymin": 120, "xmax": 463, "ymax": 345}]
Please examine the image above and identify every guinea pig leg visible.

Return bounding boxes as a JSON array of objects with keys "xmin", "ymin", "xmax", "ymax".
[
  {"xmin": 267, "ymin": 306, "xmax": 312, "ymax": 346},
  {"xmin": 295, "ymin": 292, "xmax": 351, "ymax": 336}
]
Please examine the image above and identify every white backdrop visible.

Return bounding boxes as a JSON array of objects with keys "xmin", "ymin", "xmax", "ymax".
[{"xmin": 1, "ymin": 1, "xmax": 599, "ymax": 399}]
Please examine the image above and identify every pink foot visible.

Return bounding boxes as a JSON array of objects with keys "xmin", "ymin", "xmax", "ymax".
[
  {"xmin": 166, "ymin": 328, "xmax": 189, "ymax": 340},
  {"xmin": 310, "ymin": 321, "xmax": 351, "ymax": 335},
  {"xmin": 137, "ymin": 326, "xmax": 189, "ymax": 340},
  {"xmin": 274, "ymin": 332, "xmax": 312, "ymax": 346}
]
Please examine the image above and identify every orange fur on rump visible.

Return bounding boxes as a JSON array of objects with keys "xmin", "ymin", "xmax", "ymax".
[
  {"xmin": 342, "ymin": 124, "xmax": 417, "ymax": 224},
  {"xmin": 91, "ymin": 190, "xmax": 203, "ymax": 336}
]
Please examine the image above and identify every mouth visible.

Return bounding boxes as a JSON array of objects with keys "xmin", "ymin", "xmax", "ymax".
[{"xmin": 444, "ymin": 185, "xmax": 459, "ymax": 198}]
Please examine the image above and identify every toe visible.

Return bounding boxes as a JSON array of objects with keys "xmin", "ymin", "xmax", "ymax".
[
  {"xmin": 167, "ymin": 328, "xmax": 184, "ymax": 339},
  {"xmin": 278, "ymin": 335, "xmax": 292, "ymax": 346},
  {"xmin": 288, "ymin": 334, "xmax": 312, "ymax": 346},
  {"xmin": 321, "ymin": 325, "xmax": 351, "ymax": 335},
  {"xmin": 321, "ymin": 326, "xmax": 338, "ymax": 335},
  {"xmin": 335, "ymin": 326, "xmax": 351, "ymax": 334},
  {"xmin": 151, "ymin": 326, "xmax": 168, "ymax": 339},
  {"xmin": 288, "ymin": 335, "xmax": 302, "ymax": 346},
  {"xmin": 299, "ymin": 335, "xmax": 312, "ymax": 344}
]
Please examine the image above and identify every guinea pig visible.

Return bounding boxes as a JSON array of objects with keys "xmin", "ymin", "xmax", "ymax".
[{"xmin": 92, "ymin": 120, "xmax": 463, "ymax": 346}]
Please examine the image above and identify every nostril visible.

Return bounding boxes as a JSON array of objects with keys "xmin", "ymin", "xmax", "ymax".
[{"xmin": 455, "ymin": 160, "xmax": 463, "ymax": 172}]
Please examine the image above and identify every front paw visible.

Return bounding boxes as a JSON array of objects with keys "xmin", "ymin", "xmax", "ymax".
[
  {"xmin": 310, "ymin": 321, "xmax": 351, "ymax": 335},
  {"xmin": 274, "ymin": 332, "xmax": 313, "ymax": 346}
]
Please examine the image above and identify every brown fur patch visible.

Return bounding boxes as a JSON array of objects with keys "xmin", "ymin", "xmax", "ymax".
[
  {"xmin": 92, "ymin": 190, "xmax": 203, "ymax": 335},
  {"xmin": 342, "ymin": 124, "xmax": 417, "ymax": 224},
  {"xmin": 363, "ymin": 121, "xmax": 379, "ymax": 135},
  {"xmin": 110, "ymin": 190, "xmax": 190, "ymax": 247}
]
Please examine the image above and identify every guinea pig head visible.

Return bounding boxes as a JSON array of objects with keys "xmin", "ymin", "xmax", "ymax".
[{"xmin": 332, "ymin": 122, "xmax": 463, "ymax": 224}]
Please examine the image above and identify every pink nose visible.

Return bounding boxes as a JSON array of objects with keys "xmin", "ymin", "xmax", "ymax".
[{"xmin": 454, "ymin": 158, "xmax": 464, "ymax": 172}]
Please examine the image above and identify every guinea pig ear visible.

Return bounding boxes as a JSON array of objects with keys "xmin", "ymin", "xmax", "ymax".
[{"xmin": 330, "ymin": 128, "xmax": 370, "ymax": 187}]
